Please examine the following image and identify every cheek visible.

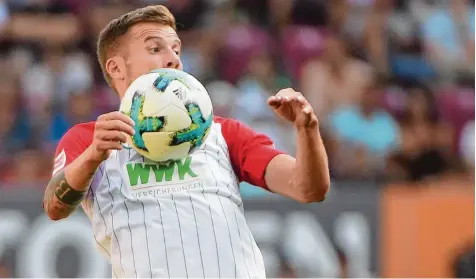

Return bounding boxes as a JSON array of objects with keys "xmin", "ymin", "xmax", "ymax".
[
  {"xmin": 126, "ymin": 58, "xmax": 154, "ymax": 79},
  {"xmin": 139, "ymin": 56, "xmax": 165, "ymax": 73}
]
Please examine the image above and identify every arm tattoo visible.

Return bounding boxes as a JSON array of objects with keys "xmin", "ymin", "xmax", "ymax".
[
  {"xmin": 55, "ymin": 179, "xmax": 87, "ymax": 205},
  {"xmin": 43, "ymin": 171, "xmax": 87, "ymax": 219}
]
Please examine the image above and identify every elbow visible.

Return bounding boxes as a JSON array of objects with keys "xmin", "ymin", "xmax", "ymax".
[
  {"xmin": 295, "ymin": 180, "xmax": 330, "ymax": 204},
  {"xmin": 43, "ymin": 202, "xmax": 68, "ymax": 221},
  {"xmin": 44, "ymin": 207, "xmax": 63, "ymax": 221},
  {"xmin": 46, "ymin": 211, "xmax": 66, "ymax": 221}
]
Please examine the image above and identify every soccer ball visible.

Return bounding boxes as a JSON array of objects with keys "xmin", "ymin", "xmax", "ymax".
[{"xmin": 119, "ymin": 68, "xmax": 213, "ymax": 162}]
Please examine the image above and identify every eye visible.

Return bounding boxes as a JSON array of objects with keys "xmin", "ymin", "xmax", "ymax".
[
  {"xmin": 150, "ymin": 47, "xmax": 160, "ymax": 53},
  {"xmin": 174, "ymin": 50, "xmax": 180, "ymax": 55}
]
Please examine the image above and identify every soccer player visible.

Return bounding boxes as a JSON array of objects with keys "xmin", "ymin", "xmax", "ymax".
[{"xmin": 43, "ymin": 5, "xmax": 329, "ymax": 278}]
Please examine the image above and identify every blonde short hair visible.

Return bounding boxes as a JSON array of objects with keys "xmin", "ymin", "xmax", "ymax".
[{"xmin": 97, "ymin": 5, "xmax": 176, "ymax": 87}]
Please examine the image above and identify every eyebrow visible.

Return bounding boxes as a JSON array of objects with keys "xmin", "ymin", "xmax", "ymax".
[{"xmin": 144, "ymin": 36, "xmax": 181, "ymax": 47}]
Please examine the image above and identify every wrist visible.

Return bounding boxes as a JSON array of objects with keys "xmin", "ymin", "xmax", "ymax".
[
  {"xmin": 295, "ymin": 124, "xmax": 320, "ymax": 134},
  {"xmin": 84, "ymin": 146, "xmax": 105, "ymax": 168}
]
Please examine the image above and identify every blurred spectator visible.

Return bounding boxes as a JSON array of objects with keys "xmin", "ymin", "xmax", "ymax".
[
  {"xmin": 459, "ymin": 120, "xmax": 474, "ymax": 171},
  {"xmin": 280, "ymin": 25, "xmax": 326, "ymax": 81},
  {"xmin": 421, "ymin": 0, "xmax": 475, "ymax": 83},
  {"xmin": 301, "ymin": 34, "xmax": 373, "ymax": 122},
  {"xmin": 329, "ymin": 0, "xmax": 374, "ymax": 51},
  {"xmin": 0, "ymin": 149, "xmax": 48, "ymax": 184},
  {"xmin": 20, "ymin": 47, "xmax": 60, "ymax": 128},
  {"xmin": 181, "ymin": 29, "xmax": 217, "ymax": 81},
  {"xmin": 48, "ymin": 90, "xmax": 96, "ymax": 144},
  {"xmin": 0, "ymin": 0, "xmax": 8, "ymax": 31},
  {"xmin": 0, "ymin": 80, "xmax": 32, "ymax": 157},
  {"xmin": 267, "ymin": 0, "xmax": 293, "ymax": 31},
  {"xmin": 452, "ymin": 243, "xmax": 475, "ymax": 278},
  {"xmin": 205, "ymin": 80, "xmax": 236, "ymax": 118},
  {"xmin": 5, "ymin": 46, "xmax": 35, "ymax": 78},
  {"xmin": 58, "ymin": 50, "xmax": 94, "ymax": 101},
  {"xmin": 387, "ymin": 0, "xmax": 435, "ymax": 82},
  {"xmin": 0, "ymin": 0, "xmax": 473, "ymax": 186},
  {"xmin": 387, "ymin": 84, "xmax": 454, "ymax": 181},
  {"xmin": 363, "ymin": 0, "xmax": 418, "ymax": 77},
  {"xmin": 233, "ymin": 51, "xmax": 296, "ymax": 155},
  {"xmin": 218, "ymin": 23, "xmax": 273, "ymax": 83},
  {"xmin": 165, "ymin": 0, "xmax": 208, "ymax": 32},
  {"xmin": 327, "ymin": 78, "xmax": 400, "ymax": 179},
  {"xmin": 7, "ymin": 0, "xmax": 72, "ymax": 14},
  {"xmin": 289, "ymin": 0, "xmax": 328, "ymax": 28},
  {"xmin": 234, "ymin": 51, "xmax": 291, "ymax": 123}
]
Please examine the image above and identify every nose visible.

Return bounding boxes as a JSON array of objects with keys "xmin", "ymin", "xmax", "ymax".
[{"xmin": 164, "ymin": 49, "xmax": 181, "ymax": 69}]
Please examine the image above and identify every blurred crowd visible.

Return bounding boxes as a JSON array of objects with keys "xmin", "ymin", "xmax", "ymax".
[{"xmin": 0, "ymin": 0, "xmax": 474, "ymax": 185}]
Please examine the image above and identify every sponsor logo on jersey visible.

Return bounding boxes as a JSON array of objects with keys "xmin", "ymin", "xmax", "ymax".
[{"xmin": 125, "ymin": 156, "xmax": 202, "ymax": 197}]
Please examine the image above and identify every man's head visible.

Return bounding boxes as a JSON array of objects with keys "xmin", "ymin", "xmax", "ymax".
[
  {"xmin": 323, "ymin": 34, "xmax": 348, "ymax": 67},
  {"xmin": 97, "ymin": 5, "xmax": 183, "ymax": 98}
]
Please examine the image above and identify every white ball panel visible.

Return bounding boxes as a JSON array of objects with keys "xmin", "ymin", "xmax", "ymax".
[
  {"xmin": 160, "ymin": 104, "xmax": 191, "ymax": 132},
  {"xmin": 123, "ymin": 73, "xmax": 159, "ymax": 102},
  {"xmin": 142, "ymin": 88, "xmax": 170, "ymax": 116},
  {"xmin": 182, "ymin": 74, "xmax": 213, "ymax": 118},
  {"xmin": 142, "ymin": 132, "xmax": 191, "ymax": 162}
]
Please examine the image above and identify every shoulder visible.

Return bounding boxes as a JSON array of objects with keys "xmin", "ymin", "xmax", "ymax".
[
  {"xmin": 213, "ymin": 116, "xmax": 270, "ymax": 144},
  {"xmin": 60, "ymin": 121, "xmax": 95, "ymax": 144},
  {"xmin": 213, "ymin": 116, "xmax": 285, "ymax": 188},
  {"xmin": 52, "ymin": 122, "xmax": 96, "ymax": 176},
  {"xmin": 213, "ymin": 115, "xmax": 241, "ymax": 126},
  {"xmin": 213, "ymin": 116, "xmax": 246, "ymax": 136},
  {"xmin": 213, "ymin": 115, "xmax": 231, "ymax": 125},
  {"xmin": 55, "ymin": 121, "xmax": 95, "ymax": 157}
]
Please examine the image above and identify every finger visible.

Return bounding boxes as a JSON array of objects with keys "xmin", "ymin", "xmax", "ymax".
[
  {"xmin": 296, "ymin": 95, "xmax": 307, "ymax": 106},
  {"xmin": 302, "ymin": 105, "xmax": 313, "ymax": 115},
  {"xmin": 267, "ymin": 96, "xmax": 283, "ymax": 108},
  {"xmin": 288, "ymin": 97, "xmax": 303, "ymax": 112},
  {"xmin": 97, "ymin": 141, "xmax": 123, "ymax": 151},
  {"xmin": 99, "ymin": 131, "xmax": 128, "ymax": 143},
  {"xmin": 276, "ymin": 88, "xmax": 295, "ymax": 97},
  {"xmin": 102, "ymin": 111, "xmax": 136, "ymax": 127},
  {"xmin": 101, "ymin": 120, "xmax": 135, "ymax": 136},
  {"xmin": 281, "ymin": 96, "xmax": 291, "ymax": 103}
]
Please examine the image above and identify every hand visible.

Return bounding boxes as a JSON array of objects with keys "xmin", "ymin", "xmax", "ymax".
[
  {"xmin": 267, "ymin": 88, "xmax": 318, "ymax": 129},
  {"xmin": 88, "ymin": 111, "xmax": 135, "ymax": 163}
]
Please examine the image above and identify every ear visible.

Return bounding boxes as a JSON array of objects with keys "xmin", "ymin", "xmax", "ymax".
[{"xmin": 106, "ymin": 56, "xmax": 126, "ymax": 82}]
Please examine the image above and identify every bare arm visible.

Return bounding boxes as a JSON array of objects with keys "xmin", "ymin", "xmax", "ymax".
[
  {"xmin": 43, "ymin": 147, "xmax": 101, "ymax": 220},
  {"xmin": 265, "ymin": 127, "xmax": 330, "ymax": 203},
  {"xmin": 43, "ymin": 111, "xmax": 135, "ymax": 221},
  {"xmin": 265, "ymin": 89, "xmax": 330, "ymax": 203}
]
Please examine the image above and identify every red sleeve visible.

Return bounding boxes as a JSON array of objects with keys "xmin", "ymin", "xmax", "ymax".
[
  {"xmin": 52, "ymin": 122, "xmax": 95, "ymax": 177},
  {"xmin": 215, "ymin": 116, "xmax": 286, "ymax": 190}
]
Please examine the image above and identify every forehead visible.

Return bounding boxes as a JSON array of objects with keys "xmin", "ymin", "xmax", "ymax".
[{"xmin": 127, "ymin": 22, "xmax": 179, "ymax": 42}]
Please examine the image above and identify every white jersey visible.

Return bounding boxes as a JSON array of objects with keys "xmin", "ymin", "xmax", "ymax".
[{"xmin": 52, "ymin": 117, "xmax": 284, "ymax": 278}]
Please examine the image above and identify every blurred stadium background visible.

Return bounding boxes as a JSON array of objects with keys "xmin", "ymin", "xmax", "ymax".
[{"xmin": 0, "ymin": 0, "xmax": 474, "ymax": 277}]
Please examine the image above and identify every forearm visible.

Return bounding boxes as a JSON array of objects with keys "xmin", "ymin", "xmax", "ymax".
[
  {"xmin": 43, "ymin": 147, "xmax": 101, "ymax": 220},
  {"xmin": 291, "ymin": 126, "xmax": 330, "ymax": 201}
]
